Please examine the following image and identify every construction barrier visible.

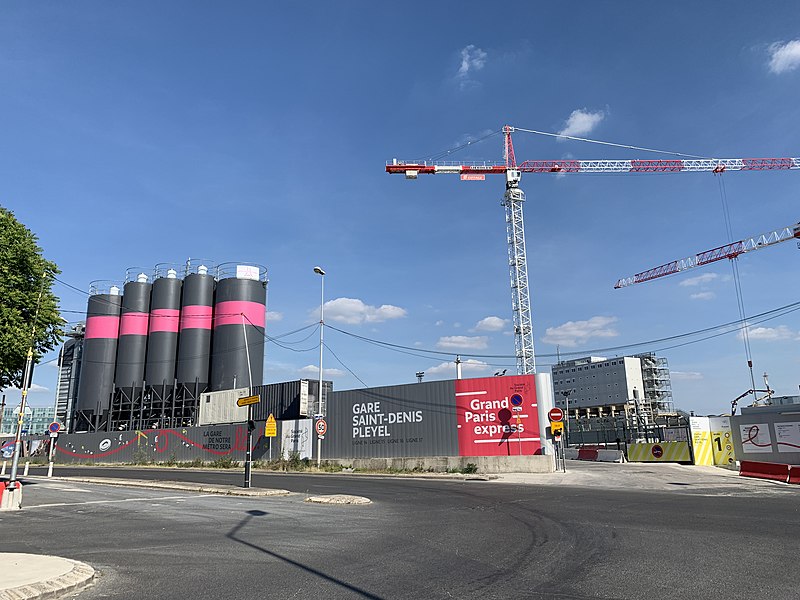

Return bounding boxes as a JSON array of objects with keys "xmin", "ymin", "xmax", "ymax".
[
  {"xmin": 565, "ymin": 447, "xmax": 625, "ymax": 462},
  {"xmin": 690, "ymin": 416, "xmax": 735, "ymax": 466},
  {"xmin": 739, "ymin": 460, "xmax": 790, "ymax": 483},
  {"xmin": 627, "ymin": 441, "xmax": 691, "ymax": 463}
]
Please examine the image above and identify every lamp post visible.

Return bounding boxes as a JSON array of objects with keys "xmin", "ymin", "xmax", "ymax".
[{"xmin": 313, "ymin": 266, "xmax": 325, "ymax": 467}]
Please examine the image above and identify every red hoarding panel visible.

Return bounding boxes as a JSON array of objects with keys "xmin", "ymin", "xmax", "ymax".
[{"xmin": 455, "ymin": 375, "xmax": 541, "ymax": 457}]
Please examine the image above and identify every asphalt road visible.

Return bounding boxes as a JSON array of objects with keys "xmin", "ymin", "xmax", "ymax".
[{"xmin": 2, "ymin": 465, "xmax": 798, "ymax": 599}]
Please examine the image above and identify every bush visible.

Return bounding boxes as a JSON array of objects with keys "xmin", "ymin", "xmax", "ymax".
[{"xmin": 209, "ymin": 456, "xmax": 236, "ymax": 469}]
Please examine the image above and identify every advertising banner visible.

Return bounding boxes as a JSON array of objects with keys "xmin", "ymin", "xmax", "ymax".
[
  {"xmin": 280, "ymin": 419, "xmax": 313, "ymax": 459},
  {"xmin": 775, "ymin": 422, "xmax": 800, "ymax": 453},
  {"xmin": 740, "ymin": 423, "xmax": 773, "ymax": 453},
  {"xmin": 455, "ymin": 375, "xmax": 541, "ymax": 457},
  {"xmin": 708, "ymin": 416, "xmax": 735, "ymax": 465}
]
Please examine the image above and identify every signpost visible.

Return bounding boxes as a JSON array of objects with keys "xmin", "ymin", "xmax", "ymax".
[
  {"xmin": 265, "ymin": 414, "xmax": 277, "ymax": 461},
  {"xmin": 46, "ymin": 422, "xmax": 61, "ymax": 478},
  {"xmin": 315, "ymin": 417, "xmax": 327, "ymax": 468},
  {"xmin": 237, "ymin": 395, "xmax": 260, "ymax": 407}
]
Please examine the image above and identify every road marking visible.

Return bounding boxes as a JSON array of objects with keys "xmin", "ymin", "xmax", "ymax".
[{"xmin": 27, "ymin": 494, "xmax": 218, "ymax": 509}]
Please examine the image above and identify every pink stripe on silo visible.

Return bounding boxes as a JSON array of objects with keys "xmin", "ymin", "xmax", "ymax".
[
  {"xmin": 119, "ymin": 312, "xmax": 150, "ymax": 336},
  {"xmin": 213, "ymin": 301, "xmax": 266, "ymax": 328},
  {"xmin": 180, "ymin": 305, "xmax": 213, "ymax": 331},
  {"xmin": 85, "ymin": 315, "xmax": 120, "ymax": 339},
  {"xmin": 149, "ymin": 308, "xmax": 180, "ymax": 333}
]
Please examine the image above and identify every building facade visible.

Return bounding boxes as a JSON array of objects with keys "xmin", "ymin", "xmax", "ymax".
[
  {"xmin": 551, "ymin": 353, "xmax": 674, "ymax": 420},
  {"xmin": 0, "ymin": 406, "xmax": 57, "ymax": 436}
]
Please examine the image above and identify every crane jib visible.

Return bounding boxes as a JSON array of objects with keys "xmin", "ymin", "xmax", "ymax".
[{"xmin": 386, "ymin": 157, "xmax": 800, "ymax": 176}]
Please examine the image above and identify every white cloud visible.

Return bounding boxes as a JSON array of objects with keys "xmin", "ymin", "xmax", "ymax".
[
  {"xmin": 435, "ymin": 320, "xmax": 444, "ymax": 327},
  {"xmin": 456, "ymin": 44, "xmax": 487, "ymax": 90},
  {"xmin": 319, "ymin": 297, "xmax": 407, "ymax": 325},
  {"xmin": 299, "ymin": 365, "xmax": 345, "ymax": 377},
  {"xmin": 435, "ymin": 336, "xmax": 489, "ymax": 350},
  {"xmin": 7, "ymin": 383, "xmax": 50, "ymax": 393},
  {"xmin": 473, "ymin": 316, "xmax": 508, "ymax": 332},
  {"xmin": 426, "ymin": 358, "xmax": 491, "ymax": 375},
  {"xmin": 266, "ymin": 311, "xmax": 283, "ymax": 322},
  {"xmin": 739, "ymin": 325, "xmax": 795, "ymax": 341},
  {"xmin": 768, "ymin": 40, "xmax": 800, "ymax": 74},
  {"xmin": 680, "ymin": 273, "xmax": 719, "ymax": 287},
  {"xmin": 690, "ymin": 292, "xmax": 716, "ymax": 301},
  {"xmin": 670, "ymin": 371, "xmax": 703, "ymax": 381},
  {"xmin": 557, "ymin": 109, "xmax": 605, "ymax": 138},
  {"xmin": 542, "ymin": 316, "xmax": 619, "ymax": 348}
]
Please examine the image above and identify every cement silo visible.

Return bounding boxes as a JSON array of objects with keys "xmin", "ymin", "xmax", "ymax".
[
  {"xmin": 145, "ymin": 266, "xmax": 182, "ymax": 388},
  {"xmin": 74, "ymin": 283, "xmax": 122, "ymax": 431},
  {"xmin": 176, "ymin": 263, "xmax": 215, "ymax": 398},
  {"xmin": 210, "ymin": 263, "xmax": 267, "ymax": 392},
  {"xmin": 114, "ymin": 271, "xmax": 152, "ymax": 397}
]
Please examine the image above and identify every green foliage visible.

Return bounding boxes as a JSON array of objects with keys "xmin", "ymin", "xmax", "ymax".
[
  {"xmin": 462, "ymin": 463, "xmax": 479, "ymax": 474},
  {"xmin": 132, "ymin": 448, "xmax": 153, "ymax": 465},
  {"xmin": 209, "ymin": 456, "xmax": 236, "ymax": 469},
  {"xmin": 0, "ymin": 208, "xmax": 62, "ymax": 390}
]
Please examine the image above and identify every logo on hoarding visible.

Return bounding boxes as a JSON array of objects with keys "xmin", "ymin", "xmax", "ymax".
[{"xmin": 99, "ymin": 438, "xmax": 112, "ymax": 452}]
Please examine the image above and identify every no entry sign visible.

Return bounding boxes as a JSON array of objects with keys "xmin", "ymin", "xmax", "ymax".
[{"xmin": 548, "ymin": 407, "xmax": 564, "ymax": 422}]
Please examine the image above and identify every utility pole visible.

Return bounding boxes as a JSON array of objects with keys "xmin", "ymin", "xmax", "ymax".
[{"xmin": 8, "ymin": 279, "xmax": 47, "ymax": 491}]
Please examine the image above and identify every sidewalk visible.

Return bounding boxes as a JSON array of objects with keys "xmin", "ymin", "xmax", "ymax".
[{"xmin": 0, "ymin": 553, "xmax": 94, "ymax": 600}]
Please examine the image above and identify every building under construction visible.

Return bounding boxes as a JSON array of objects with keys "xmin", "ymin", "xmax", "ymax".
[{"xmin": 551, "ymin": 353, "xmax": 675, "ymax": 422}]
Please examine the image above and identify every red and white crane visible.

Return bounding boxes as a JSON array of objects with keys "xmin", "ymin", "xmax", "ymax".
[
  {"xmin": 615, "ymin": 221, "xmax": 800, "ymax": 288},
  {"xmin": 386, "ymin": 125, "xmax": 800, "ymax": 375}
]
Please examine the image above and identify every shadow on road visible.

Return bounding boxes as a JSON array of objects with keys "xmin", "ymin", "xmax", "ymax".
[{"xmin": 227, "ymin": 509, "xmax": 384, "ymax": 599}]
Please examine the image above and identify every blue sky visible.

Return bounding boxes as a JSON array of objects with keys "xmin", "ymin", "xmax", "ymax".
[{"xmin": 2, "ymin": 2, "xmax": 799, "ymax": 415}]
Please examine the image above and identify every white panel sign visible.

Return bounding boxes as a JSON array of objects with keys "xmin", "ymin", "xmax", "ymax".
[
  {"xmin": 740, "ymin": 423, "xmax": 773, "ymax": 453},
  {"xmin": 775, "ymin": 422, "xmax": 800, "ymax": 453},
  {"xmin": 299, "ymin": 379, "xmax": 309, "ymax": 417},
  {"xmin": 280, "ymin": 419, "xmax": 313, "ymax": 459},
  {"xmin": 236, "ymin": 265, "xmax": 260, "ymax": 280}
]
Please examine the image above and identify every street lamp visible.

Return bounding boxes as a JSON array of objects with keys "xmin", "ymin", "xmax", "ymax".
[{"xmin": 313, "ymin": 266, "xmax": 325, "ymax": 467}]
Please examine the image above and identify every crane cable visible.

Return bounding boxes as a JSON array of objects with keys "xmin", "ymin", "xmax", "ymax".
[{"xmin": 716, "ymin": 173, "xmax": 758, "ymax": 398}]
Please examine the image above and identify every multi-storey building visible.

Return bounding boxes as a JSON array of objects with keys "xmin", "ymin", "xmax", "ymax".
[
  {"xmin": 0, "ymin": 406, "xmax": 57, "ymax": 436},
  {"xmin": 54, "ymin": 323, "xmax": 85, "ymax": 432},
  {"xmin": 551, "ymin": 353, "xmax": 674, "ymax": 421}
]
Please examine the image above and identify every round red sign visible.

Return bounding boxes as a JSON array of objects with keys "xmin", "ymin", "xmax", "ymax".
[
  {"xmin": 548, "ymin": 407, "xmax": 564, "ymax": 422},
  {"xmin": 651, "ymin": 444, "xmax": 664, "ymax": 459},
  {"xmin": 315, "ymin": 419, "xmax": 327, "ymax": 436}
]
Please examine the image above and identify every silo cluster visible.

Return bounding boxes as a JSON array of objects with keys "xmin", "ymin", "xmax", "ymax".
[{"xmin": 72, "ymin": 262, "xmax": 268, "ymax": 432}]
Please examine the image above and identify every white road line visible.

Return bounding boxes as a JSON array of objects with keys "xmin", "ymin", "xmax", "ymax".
[{"xmin": 28, "ymin": 494, "xmax": 218, "ymax": 509}]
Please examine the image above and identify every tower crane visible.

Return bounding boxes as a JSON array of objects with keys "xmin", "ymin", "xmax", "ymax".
[
  {"xmin": 614, "ymin": 221, "xmax": 800, "ymax": 288},
  {"xmin": 386, "ymin": 125, "xmax": 800, "ymax": 375}
]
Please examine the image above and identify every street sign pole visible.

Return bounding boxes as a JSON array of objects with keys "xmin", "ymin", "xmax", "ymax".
[{"xmin": 244, "ymin": 403, "xmax": 252, "ymax": 489}]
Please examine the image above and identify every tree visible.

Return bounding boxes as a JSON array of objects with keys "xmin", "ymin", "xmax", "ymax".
[{"xmin": 0, "ymin": 207, "xmax": 62, "ymax": 390}]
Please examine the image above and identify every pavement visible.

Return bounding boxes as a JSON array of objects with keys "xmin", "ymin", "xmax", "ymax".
[
  {"xmin": 0, "ymin": 554, "xmax": 94, "ymax": 600},
  {"xmin": 0, "ymin": 459, "xmax": 791, "ymax": 599}
]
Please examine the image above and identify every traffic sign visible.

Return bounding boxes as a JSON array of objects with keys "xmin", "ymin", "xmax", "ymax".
[
  {"xmin": 48, "ymin": 422, "xmax": 61, "ymax": 434},
  {"xmin": 510, "ymin": 394, "xmax": 524, "ymax": 407},
  {"xmin": 265, "ymin": 414, "xmax": 277, "ymax": 437},
  {"xmin": 315, "ymin": 419, "xmax": 327, "ymax": 437},
  {"xmin": 551, "ymin": 421, "xmax": 564, "ymax": 437},
  {"xmin": 548, "ymin": 407, "xmax": 564, "ymax": 422},
  {"xmin": 651, "ymin": 444, "xmax": 664, "ymax": 459},
  {"xmin": 237, "ymin": 395, "xmax": 260, "ymax": 407}
]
